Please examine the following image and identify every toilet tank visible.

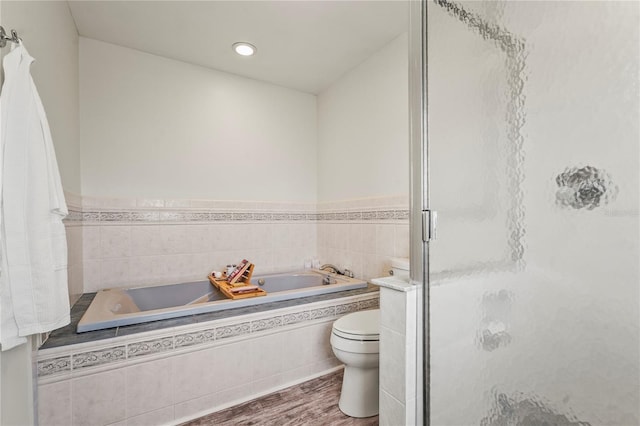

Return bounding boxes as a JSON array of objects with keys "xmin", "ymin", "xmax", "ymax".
[{"xmin": 390, "ymin": 257, "xmax": 410, "ymax": 280}]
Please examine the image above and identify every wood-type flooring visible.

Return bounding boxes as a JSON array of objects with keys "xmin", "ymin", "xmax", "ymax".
[{"xmin": 182, "ymin": 369, "xmax": 379, "ymax": 426}]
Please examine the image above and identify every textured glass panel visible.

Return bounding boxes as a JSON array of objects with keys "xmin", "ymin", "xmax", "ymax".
[{"xmin": 427, "ymin": 1, "xmax": 639, "ymax": 425}]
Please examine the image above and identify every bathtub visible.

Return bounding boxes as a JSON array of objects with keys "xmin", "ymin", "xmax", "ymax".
[{"xmin": 77, "ymin": 270, "xmax": 367, "ymax": 332}]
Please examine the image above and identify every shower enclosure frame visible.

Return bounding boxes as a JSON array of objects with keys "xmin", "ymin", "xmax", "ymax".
[
  {"xmin": 410, "ymin": 1, "xmax": 529, "ymax": 422},
  {"xmin": 408, "ymin": 0, "xmax": 428, "ymax": 424}
]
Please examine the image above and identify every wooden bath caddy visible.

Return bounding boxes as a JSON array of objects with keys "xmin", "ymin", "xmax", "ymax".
[{"xmin": 208, "ymin": 263, "xmax": 267, "ymax": 300}]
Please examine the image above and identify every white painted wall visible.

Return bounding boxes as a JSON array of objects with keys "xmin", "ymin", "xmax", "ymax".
[
  {"xmin": 317, "ymin": 32, "xmax": 409, "ymax": 202},
  {"xmin": 80, "ymin": 37, "xmax": 317, "ymax": 202},
  {"xmin": 1, "ymin": 0, "xmax": 80, "ymax": 194}
]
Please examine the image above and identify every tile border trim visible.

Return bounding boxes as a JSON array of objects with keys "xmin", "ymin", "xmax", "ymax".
[
  {"xmin": 37, "ymin": 294, "xmax": 379, "ymax": 379},
  {"xmin": 64, "ymin": 208, "xmax": 409, "ymax": 224}
]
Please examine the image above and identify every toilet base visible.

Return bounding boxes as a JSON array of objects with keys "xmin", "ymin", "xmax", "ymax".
[{"xmin": 338, "ymin": 365, "xmax": 379, "ymax": 418}]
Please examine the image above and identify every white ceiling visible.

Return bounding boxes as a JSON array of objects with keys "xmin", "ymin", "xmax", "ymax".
[{"xmin": 68, "ymin": 1, "xmax": 409, "ymax": 94}]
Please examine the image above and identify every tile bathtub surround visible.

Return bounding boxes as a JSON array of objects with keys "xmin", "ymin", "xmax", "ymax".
[
  {"xmin": 42, "ymin": 284, "xmax": 378, "ymax": 350},
  {"xmin": 37, "ymin": 292, "xmax": 379, "ymax": 426},
  {"xmin": 317, "ymin": 195, "xmax": 410, "ymax": 281},
  {"xmin": 63, "ymin": 193, "xmax": 409, "ymax": 293}
]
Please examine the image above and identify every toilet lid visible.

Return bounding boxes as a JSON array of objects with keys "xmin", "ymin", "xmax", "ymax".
[{"xmin": 333, "ymin": 309, "xmax": 379, "ymax": 340}]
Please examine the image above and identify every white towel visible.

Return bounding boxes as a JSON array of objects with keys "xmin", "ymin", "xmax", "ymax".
[{"xmin": 0, "ymin": 43, "xmax": 70, "ymax": 351}]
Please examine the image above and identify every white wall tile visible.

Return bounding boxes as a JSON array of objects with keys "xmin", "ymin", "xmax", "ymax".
[
  {"xmin": 68, "ymin": 264, "xmax": 84, "ymax": 303},
  {"xmin": 82, "ymin": 259, "xmax": 102, "ymax": 293},
  {"xmin": 125, "ymin": 358, "xmax": 173, "ymax": 418},
  {"xmin": 100, "ymin": 226, "xmax": 131, "ymax": 258},
  {"xmin": 187, "ymin": 225, "xmax": 211, "ymax": 253},
  {"xmin": 347, "ymin": 224, "xmax": 364, "ymax": 253},
  {"xmin": 38, "ymin": 381, "xmax": 71, "ymax": 426},
  {"xmin": 379, "ymin": 389, "xmax": 406, "ymax": 426},
  {"xmin": 130, "ymin": 226, "xmax": 163, "ymax": 257},
  {"xmin": 66, "ymin": 226, "xmax": 83, "ymax": 266},
  {"xmin": 380, "ymin": 287, "xmax": 407, "ymax": 335},
  {"xmin": 376, "ymin": 224, "xmax": 396, "ymax": 257},
  {"xmin": 362, "ymin": 224, "xmax": 377, "ymax": 254},
  {"xmin": 82, "ymin": 226, "xmax": 101, "ymax": 260},
  {"xmin": 251, "ymin": 374, "xmax": 285, "ymax": 396},
  {"xmin": 171, "ymin": 341, "xmax": 253, "ymax": 405},
  {"xmin": 380, "ymin": 326, "xmax": 406, "ymax": 402},
  {"xmin": 129, "ymin": 256, "xmax": 168, "ymax": 286},
  {"xmin": 126, "ymin": 407, "xmax": 173, "ymax": 426},
  {"xmin": 136, "ymin": 198, "xmax": 164, "ymax": 208},
  {"xmin": 100, "ymin": 258, "xmax": 130, "ymax": 288},
  {"xmin": 173, "ymin": 383, "xmax": 253, "ymax": 422},
  {"xmin": 160, "ymin": 225, "xmax": 191, "ymax": 255},
  {"xmin": 71, "ymin": 369, "xmax": 126, "ymax": 426},
  {"xmin": 171, "ymin": 347, "xmax": 219, "ymax": 404},
  {"xmin": 394, "ymin": 224, "xmax": 410, "ymax": 258},
  {"xmin": 251, "ymin": 333, "xmax": 285, "ymax": 381}
]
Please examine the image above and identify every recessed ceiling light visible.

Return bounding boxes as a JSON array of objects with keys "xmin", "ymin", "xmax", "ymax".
[{"xmin": 233, "ymin": 42, "xmax": 256, "ymax": 56}]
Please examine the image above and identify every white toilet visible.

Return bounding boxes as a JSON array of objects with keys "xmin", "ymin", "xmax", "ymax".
[
  {"xmin": 330, "ymin": 309, "xmax": 380, "ymax": 418},
  {"xmin": 330, "ymin": 257, "xmax": 410, "ymax": 418}
]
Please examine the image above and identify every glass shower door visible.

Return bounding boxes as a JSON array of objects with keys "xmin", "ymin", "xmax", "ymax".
[{"xmin": 425, "ymin": 1, "xmax": 639, "ymax": 424}]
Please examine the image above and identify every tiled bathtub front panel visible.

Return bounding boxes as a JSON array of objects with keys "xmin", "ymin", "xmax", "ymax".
[{"xmin": 37, "ymin": 293, "xmax": 378, "ymax": 425}]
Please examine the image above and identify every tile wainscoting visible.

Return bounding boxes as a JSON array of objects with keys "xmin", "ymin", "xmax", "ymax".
[
  {"xmin": 37, "ymin": 292, "xmax": 379, "ymax": 426},
  {"xmin": 62, "ymin": 193, "xmax": 409, "ymax": 294}
]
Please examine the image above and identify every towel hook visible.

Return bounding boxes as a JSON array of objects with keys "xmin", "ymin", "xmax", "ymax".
[{"xmin": 0, "ymin": 26, "xmax": 21, "ymax": 48}]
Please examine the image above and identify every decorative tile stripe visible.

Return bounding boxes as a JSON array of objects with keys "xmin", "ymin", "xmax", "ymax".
[
  {"xmin": 308, "ymin": 306, "xmax": 336, "ymax": 320},
  {"xmin": 38, "ymin": 294, "xmax": 379, "ymax": 378},
  {"xmin": 127, "ymin": 337, "xmax": 174, "ymax": 358},
  {"xmin": 359, "ymin": 298, "xmax": 379, "ymax": 310},
  {"xmin": 100, "ymin": 212, "xmax": 132, "ymax": 222},
  {"xmin": 282, "ymin": 311, "xmax": 312, "ymax": 326},
  {"xmin": 175, "ymin": 329, "xmax": 216, "ymax": 348},
  {"xmin": 130, "ymin": 211, "xmax": 160, "ymax": 222},
  {"xmin": 215, "ymin": 322, "xmax": 251, "ymax": 340},
  {"xmin": 37, "ymin": 355, "xmax": 71, "ymax": 377},
  {"xmin": 251, "ymin": 316, "xmax": 283, "ymax": 332},
  {"xmin": 73, "ymin": 346, "xmax": 126, "ymax": 370},
  {"xmin": 64, "ymin": 209, "xmax": 83, "ymax": 222},
  {"xmin": 65, "ymin": 208, "xmax": 408, "ymax": 224},
  {"xmin": 335, "ymin": 302, "xmax": 360, "ymax": 315}
]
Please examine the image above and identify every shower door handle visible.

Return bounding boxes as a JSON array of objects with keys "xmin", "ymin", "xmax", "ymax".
[{"xmin": 422, "ymin": 210, "xmax": 437, "ymax": 242}]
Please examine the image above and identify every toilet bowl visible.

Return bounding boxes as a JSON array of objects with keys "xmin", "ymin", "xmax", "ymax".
[{"xmin": 330, "ymin": 309, "xmax": 380, "ymax": 418}]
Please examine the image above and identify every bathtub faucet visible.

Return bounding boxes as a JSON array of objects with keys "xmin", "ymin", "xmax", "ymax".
[{"xmin": 320, "ymin": 264, "xmax": 355, "ymax": 278}]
